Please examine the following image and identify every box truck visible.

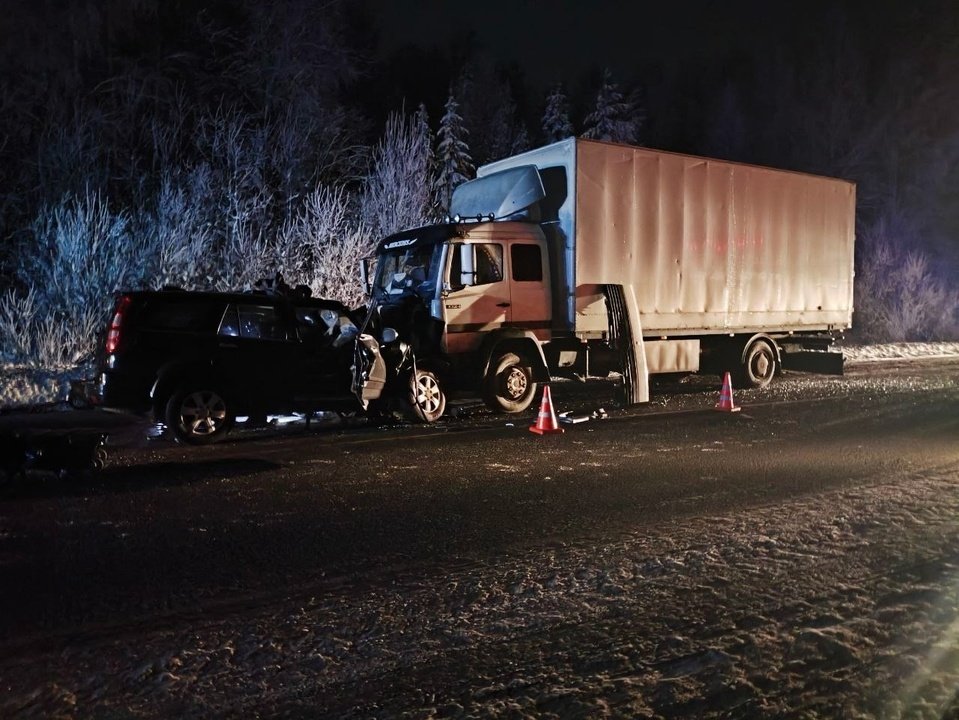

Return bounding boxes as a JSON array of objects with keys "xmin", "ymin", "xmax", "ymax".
[{"xmin": 362, "ymin": 138, "xmax": 855, "ymax": 421}]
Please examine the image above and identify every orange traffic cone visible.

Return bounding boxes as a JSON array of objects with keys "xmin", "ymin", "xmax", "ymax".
[
  {"xmin": 715, "ymin": 372, "xmax": 741, "ymax": 412},
  {"xmin": 529, "ymin": 385, "xmax": 565, "ymax": 434}
]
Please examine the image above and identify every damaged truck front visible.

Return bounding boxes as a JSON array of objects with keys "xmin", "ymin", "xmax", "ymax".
[{"xmin": 361, "ymin": 137, "xmax": 856, "ymax": 423}]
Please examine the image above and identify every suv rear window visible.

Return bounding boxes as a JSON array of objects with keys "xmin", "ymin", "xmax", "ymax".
[{"xmin": 140, "ymin": 299, "xmax": 224, "ymax": 332}]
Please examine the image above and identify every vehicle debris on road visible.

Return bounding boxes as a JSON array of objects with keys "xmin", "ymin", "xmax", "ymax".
[{"xmin": 558, "ymin": 407, "xmax": 608, "ymax": 425}]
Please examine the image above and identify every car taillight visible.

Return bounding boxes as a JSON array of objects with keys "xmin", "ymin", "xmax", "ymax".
[{"xmin": 105, "ymin": 295, "xmax": 132, "ymax": 354}]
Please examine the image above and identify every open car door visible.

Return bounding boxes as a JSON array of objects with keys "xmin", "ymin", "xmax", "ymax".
[{"xmin": 351, "ymin": 334, "xmax": 387, "ymax": 408}]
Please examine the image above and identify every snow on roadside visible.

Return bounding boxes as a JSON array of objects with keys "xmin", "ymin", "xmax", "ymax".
[
  {"xmin": 0, "ymin": 363, "xmax": 92, "ymax": 411},
  {"xmin": 842, "ymin": 342, "xmax": 959, "ymax": 362}
]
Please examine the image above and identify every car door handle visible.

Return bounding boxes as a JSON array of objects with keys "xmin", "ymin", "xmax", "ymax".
[
  {"xmin": 219, "ymin": 343, "xmax": 239, "ymax": 349},
  {"xmin": 496, "ymin": 302, "xmax": 511, "ymax": 308}
]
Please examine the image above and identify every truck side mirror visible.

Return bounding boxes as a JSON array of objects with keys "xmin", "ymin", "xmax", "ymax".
[{"xmin": 459, "ymin": 243, "xmax": 475, "ymax": 288}]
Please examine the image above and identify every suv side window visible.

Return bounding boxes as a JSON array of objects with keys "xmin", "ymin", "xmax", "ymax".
[
  {"xmin": 218, "ymin": 306, "xmax": 240, "ymax": 337},
  {"xmin": 219, "ymin": 304, "xmax": 288, "ymax": 341},
  {"xmin": 295, "ymin": 306, "xmax": 340, "ymax": 343}
]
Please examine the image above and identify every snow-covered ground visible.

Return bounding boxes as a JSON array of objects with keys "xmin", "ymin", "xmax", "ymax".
[
  {"xmin": 2, "ymin": 343, "xmax": 959, "ymax": 411},
  {"xmin": 3, "ymin": 461, "xmax": 959, "ymax": 718}
]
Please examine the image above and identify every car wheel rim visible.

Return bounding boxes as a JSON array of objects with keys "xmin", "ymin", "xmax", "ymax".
[
  {"xmin": 180, "ymin": 391, "xmax": 227, "ymax": 436},
  {"xmin": 415, "ymin": 375, "xmax": 441, "ymax": 414}
]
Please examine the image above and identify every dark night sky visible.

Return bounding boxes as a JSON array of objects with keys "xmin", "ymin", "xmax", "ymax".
[{"xmin": 363, "ymin": 0, "xmax": 906, "ymax": 88}]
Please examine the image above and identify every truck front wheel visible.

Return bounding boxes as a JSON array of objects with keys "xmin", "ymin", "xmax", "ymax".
[
  {"xmin": 484, "ymin": 351, "xmax": 538, "ymax": 413},
  {"xmin": 740, "ymin": 339, "xmax": 777, "ymax": 389}
]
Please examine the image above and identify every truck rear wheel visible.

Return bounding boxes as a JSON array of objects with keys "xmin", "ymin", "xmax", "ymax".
[
  {"xmin": 740, "ymin": 339, "xmax": 777, "ymax": 389},
  {"xmin": 484, "ymin": 351, "xmax": 538, "ymax": 413}
]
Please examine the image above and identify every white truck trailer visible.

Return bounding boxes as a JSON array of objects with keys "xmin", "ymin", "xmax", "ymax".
[{"xmin": 365, "ymin": 138, "xmax": 855, "ymax": 421}]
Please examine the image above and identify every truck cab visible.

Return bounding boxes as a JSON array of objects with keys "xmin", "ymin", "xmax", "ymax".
[{"xmin": 370, "ymin": 219, "xmax": 554, "ymax": 417}]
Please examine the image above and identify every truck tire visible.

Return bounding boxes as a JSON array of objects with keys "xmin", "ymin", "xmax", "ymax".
[
  {"xmin": 165, "ymin": 384, "xmax": 234, "ymax": 444},
  {"xmin": 406, "ymin": 367, "xmax": 446, "ymax": 423},
  {"xmin": 740, "ymin": 339, "xmax": 777, "ymax": 389},
  {"xmin": 484, "ymin": 351, "xmax": 538, "ymax": 413}
]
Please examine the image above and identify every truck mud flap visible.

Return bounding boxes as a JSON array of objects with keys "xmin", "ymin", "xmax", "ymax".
[
  {"xmin": 604, "ymin": 284, "xmax": 649, "ymax": 405},
  {"xmin": 781, "ymin": 351, "xmax": 845, "ymax": 375}
]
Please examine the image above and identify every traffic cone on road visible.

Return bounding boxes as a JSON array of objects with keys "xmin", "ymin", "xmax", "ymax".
[
  {"xmin": 529, "ymin": 385, "xmax": 565, "ymax": 434},
  {"xmin": 715, "ymin": 372, "xmax": 741, "ymax": 413}
]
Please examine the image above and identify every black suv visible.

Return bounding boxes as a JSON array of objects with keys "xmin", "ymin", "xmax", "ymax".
[{"xmin": 96, "ymin": 289, "xmax": 365, "ymax": 443}]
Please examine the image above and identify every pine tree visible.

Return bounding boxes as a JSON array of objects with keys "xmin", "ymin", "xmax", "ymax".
[
  {"xmin": 541, "ymin": 84, "xmax": 574, "ymax": 143},
  {"xmin": 414, "ymin": 102, "xmax": 432, "ymax": 150},
  {"xmin": 582, "ymin": 69, "xmax": 641, "ymax": 145},
  {"xmin": 415, "ymin": 102, "xmax": 442, "ymax": 221},
  {"xmin": 510, "ymin": 124, "xmax": 530, "ymax": 155},
  {"xmin": 435, "ymin": 89, "xmax": 474, "ymax": 214}
]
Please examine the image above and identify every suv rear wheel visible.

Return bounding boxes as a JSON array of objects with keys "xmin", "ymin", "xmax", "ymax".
[{"xmin": 165, "ymin": 385, "xmax": 233, "ymax": 445}]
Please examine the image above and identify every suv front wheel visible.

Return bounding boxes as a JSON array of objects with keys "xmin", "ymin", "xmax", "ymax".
[
  {"xmin": 405, "ymin": 367, "xmax": 446, "ymax": 423},
  {"xmin": 165, "ymin": 385, "xmax": 234, "ymax": 445}
]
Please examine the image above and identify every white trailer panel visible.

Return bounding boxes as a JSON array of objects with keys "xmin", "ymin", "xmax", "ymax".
[{"xmin": 480, "ymin": 138, "xmax": 856, "ymax": 336}]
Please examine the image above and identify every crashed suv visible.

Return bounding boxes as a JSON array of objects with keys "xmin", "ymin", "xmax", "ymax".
[{"xmin": 94, "ymin": 288, "xmax": 366, "ymax": 443}]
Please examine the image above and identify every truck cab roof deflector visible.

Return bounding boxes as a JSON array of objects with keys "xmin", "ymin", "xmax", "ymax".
[{"xmin": 450, "ymin": 165, "xmax": 545, "ymax": 221}]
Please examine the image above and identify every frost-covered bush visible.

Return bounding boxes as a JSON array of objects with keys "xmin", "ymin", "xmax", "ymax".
[
  {"xmin": 0, "ymin": 287, "xmax": 101, "ymax": 367},
  {"xmin": 140, "ymin": 167, "xmax": 217, "ymax": 290},
  {"xmin": 307, "ymin": 224, "xmax": 375, "ymax": 308},
  {"xmin": 360, "ymin": 109, "xmax": 436, "ymax": 240},
  {"xmin": 0, "ymin": 289, "xmax": 39, "ymax": 363},
  {"xmin": 281, "ymin": 185, "xmax": 374, "ymax": 306},
  {"xmin": 855, "ymin": 225, "xmax": 959, "ymax": 341},
  {"xmin": 3, "ymin": 192, "xmax": 150, "ymax": 365},
  {"xmin": 22, "ymin": 191, "xmax": 146, "ymax": 314},
  {"xmin": 1, "ymin": 102, "xmax": 449, "ymax": 369},
  {"xmin": 181, "ymin": 108, "xmax": 275, "ymax": 290},
  {"xmin": 144, "ymin": 107, "xmax": 371, "ymax": 296}
]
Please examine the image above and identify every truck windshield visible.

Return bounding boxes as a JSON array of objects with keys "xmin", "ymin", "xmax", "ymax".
[{"xmin": 373, "ymin": 243, "xmax": 444, "ymax": 300}]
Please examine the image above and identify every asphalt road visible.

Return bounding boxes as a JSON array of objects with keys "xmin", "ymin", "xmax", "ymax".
[{"xmin": 1, "ymin": 358, "xmax": 958, "ymax": 716}]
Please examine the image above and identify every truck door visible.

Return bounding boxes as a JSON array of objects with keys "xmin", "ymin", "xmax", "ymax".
[
  {"xmin": 443, "ymin": 241, "xmax": 509, "ymax": 354},
  {"xmin": 506, "ymin": 240, "xmax": 551, "ymax": 340}
]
